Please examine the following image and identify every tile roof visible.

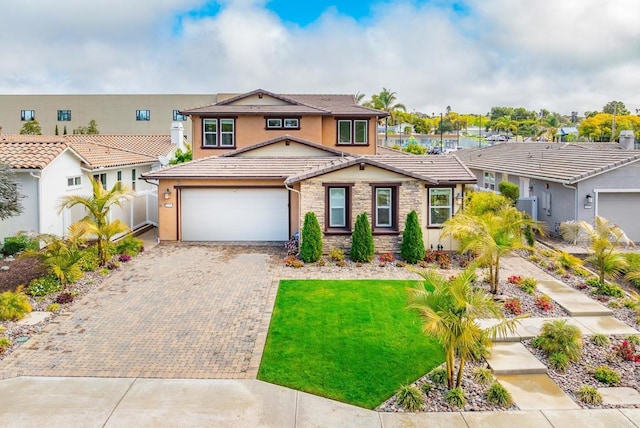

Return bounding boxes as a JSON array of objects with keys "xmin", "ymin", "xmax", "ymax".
[
  {"xmin": 0, "ymin": 134, "xmax": 174, "ymax": 170},
  {"xmin": 220, "ymin": 135, "xmax": 349, "ymax": 157},
  {"xmin": 457, "ymin": 142, "xmax": 640, "ymax": 183},
  {"xmin": 181, "ymin": 89, "xmax": 387, "ymax": 117}
]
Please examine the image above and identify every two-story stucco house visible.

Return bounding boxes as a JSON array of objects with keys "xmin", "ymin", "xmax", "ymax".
[{"xmin": 143, "ymin": 89, "xmax": 477, "ymax": 253}]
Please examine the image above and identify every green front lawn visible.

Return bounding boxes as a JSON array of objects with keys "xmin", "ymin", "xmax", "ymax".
[{"xmin": 258, "ymin": 279, "xmax": 444, "ymax": 409}]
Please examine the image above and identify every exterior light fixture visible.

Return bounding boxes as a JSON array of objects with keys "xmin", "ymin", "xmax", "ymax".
[
  {"xmin": 584, "ymin": 193, "xmax": 593, "ymax": 209},
  {"xmin": 163, "ymin": 188, "xmax": 171, "ymax": 200},
  {"xmin": 455, "ymin": 192, "xmax": 464, "ymax": 205}
]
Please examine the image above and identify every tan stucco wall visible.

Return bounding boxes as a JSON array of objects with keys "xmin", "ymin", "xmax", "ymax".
[{"xmin": 235, "ymin": 141, "xmax": 337, "ymax": 157}]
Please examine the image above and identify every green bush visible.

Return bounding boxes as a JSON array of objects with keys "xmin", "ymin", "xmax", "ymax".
[
  {"xmin": 0, "ymin": 337, "xmax": 12, "ymax": 352},
  {"xmin": 556, "ymin": 251, "xmax": 583, "ymax": 269},
  {"xmin": 27, "ymin": 275, "xmax": 62, "ymax": 296},
  {"xmin": 115, "ymin": 235, "xmax": 144, "ymax": 256},
  {"xmin": 594, "ymin": 366, "xmax": 620, "ymax": 385},
  {"xmin": 350, "ymin": 213, "xmax": 374, "ymax": 262},
  {"xmin": 472, "ymin": 367, "xmax": 493, "ymax": 385},
  {"xmin": 549, "ymin": 352, "xmax": 570, "ymax": 372},
  {"xmin": 400, "ymin": 210, "xmax": 425, "ymax": 264},
  {"xmin": 625, "ymin": 334, "xmax": 640, "ymax": 346},
  {"xmin": 0, "ymin": 289, "xmax": 32, "ymax": 321},
  {"xmin": 596, "ymin": 282, "xmax": 624, "ymax": 298},
  {"xmin": 420, "ymin": 383, "xmax": 432, "ymax": 394},
  {"xmin": 486, "ymin": 382, "xmax": 513, "ymax": 407},
  {"xmin": 77, "ymin": 249, "xmax": 100, "ymax": 272},
  {"xmin": 498, "ymin": 181, "xmax": 520, "ymax": 205},
  {"xmin": 299, "ymin": 212, "xmax": 323, "ymax": 263},
  {"xmin": 46, "ymin": 303, "xmax": 61, "ymax": 312},
  {"xmin": 395, "ymin": 385, "xmax": 423, "ymax": 411},
  {"xmin": 590, "ymin": 333, "xmax": 610, "ymax": 347},
  {"xmin": 536, "ymin": 319, "xmax": 583, "ymax": 362},
  {"xmin": 3, "ymin": 233, "xmax": 38, "ymax": 256},
  {"xmin": 328, "ymin": 247, "xmax": 345, "ymax": 262},
  {"xmin": 573, "ymin": 267, "xmax": 591, "ymax": 278},
  {"xmin": 445, "ymin": 387, "xmax": 466, "ymax": 407},
  {"xmin": 428, "ymin": 367, "xmax": 447, "ymax": 385},
  {"xmin": 519, "ymin": 277, "xmax": 537, "ymax": 294},
  {"xmin": 576, "ymin": 385, "xmax": 602, "ymax": 405},
  {"xmin": 586, "ymin": 277, "xmax": 601, "ymax": 288}
]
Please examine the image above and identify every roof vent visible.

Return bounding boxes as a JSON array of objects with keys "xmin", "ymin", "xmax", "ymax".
[{"xmin": 620, "ymin": 130, "xmax": 635, "ymax": 150}]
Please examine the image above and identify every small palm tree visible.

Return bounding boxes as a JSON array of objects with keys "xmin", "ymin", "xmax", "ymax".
[
  {"xmin": 560, "ymin": 216, "xmax": 633, "ymax": 283},
  {"xmin": 59, "ymin": 176, "xmax": 134, "ymax": 265},
  {"xmin": 408, "ymin": 268, "xmax": 521, "ymax": 390}
]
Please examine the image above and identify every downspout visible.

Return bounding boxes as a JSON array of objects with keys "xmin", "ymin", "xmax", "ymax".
[
  {"xmin": 284, "ymin": 182, "xmax": 301, "ymax": 239},
  {"xmin": 29, "ymin": 171, "xmax": 42, "ymax": 233},
  {"xmin": 562, "ymin": 182, "xmax": 578, "ymax": 221}
]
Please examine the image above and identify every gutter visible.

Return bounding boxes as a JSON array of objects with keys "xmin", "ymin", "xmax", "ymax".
[
  {"xmin": 284, "ymin": 182, "xmax": 301, "ymax": 238},
  {"xmin": 29, "ymin": 171, "xmax": 42, "ymax": 234}
]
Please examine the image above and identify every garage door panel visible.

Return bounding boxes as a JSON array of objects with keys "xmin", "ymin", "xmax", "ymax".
[
  {"xmin": 181, "ymin": 188, "xmax": 289, "ymax": 241},
  {"xmin": 597, "ymin": 192, "xmax": 640, "ymax": 242}
]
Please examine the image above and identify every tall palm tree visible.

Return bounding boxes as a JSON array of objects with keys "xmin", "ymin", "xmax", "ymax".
[
  {"xmin": 442, "ymin": 203, "xmax": 545, "ymax": 294},
  {"xmin": 354, "ymin": 92, "xmax": 366, "ymax": 105},
  {"xmin": 408, "ymin": 268, "xmax": 520, "ymax": 389},
  {"xmin": 560, "ymin": 216, "xmax": 632, "ymax": 283},
  {"xmin": 365, "ymin": 88, "xmax": 407, "ymax": 145},
  {"xmin": 59, "ymin": 176, "xmax": 135, "ymax": 265}
]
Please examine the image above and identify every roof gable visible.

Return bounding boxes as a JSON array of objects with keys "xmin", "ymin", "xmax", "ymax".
[{"xmin": 221, "ymin": 135, "xmax": 347, "ymax": 158}]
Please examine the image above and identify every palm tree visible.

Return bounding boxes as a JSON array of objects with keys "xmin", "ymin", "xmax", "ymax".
[
  {"xmin": 408, "ymin": 268, "xmax": 520, "ymax": 389},
  {"xmin": 365, "ymin": 88, "xmax": 407, "ymax": 145},
  {"xmin": 442, "ymin": 202, "xmax": 545, "ymax": 294},
  {"xmin": 560, "ymin": 216, "xmax": 632, "ymax": 283},
  {"xmin": 59, "ymin": 176, "xmax": 135, "ymax": 265},
  {"xmin": 354, "ymin": 92, "xmax": 366, "ymax": 105}
]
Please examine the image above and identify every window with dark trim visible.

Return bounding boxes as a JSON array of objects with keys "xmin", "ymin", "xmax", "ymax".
[
  {"xmin": 93, "ymin": 173, "xmax": 107, "ymax": 189},
  {"xmin": 131, "ymin": 169, "xmax": 137, "ymax": 190},
  {"xmin": 265, "ymin": 117, "xmax": 300, "ymax": 130},
  {"xmin": 428, "ymin": 187, "xmax": 453, "ymax": 227},
  {"xmin": 337, "ymin": 119, "xmax": 368, "ymax": 145},
  {"xmin": 116, "ymin": 171, "xmax": 122, "ymax": 183},
  {"xmin": 324, "ymin": 184, "xmax": 352, "ymax": 233},
  {"xmin": 21, "ymin": 110, "xmax": 35, "ymax": 121},
  {"xmin": 57, "ymin": 110, "xmax": 71, "ymax": 121},
  {"xmin": 136, "ymin": 110, "xmax": 151, "ymax": 121},
  {"xmin": 173, "ymin": 110, "xmax": 187, "ymax": 121},
  {"xmin": 203, "ymin": 118, "xmax": 235, "ymax": 148},
  {"xmin": 371, "ymin": 184, "xmax": 399, "ymax": 232}
]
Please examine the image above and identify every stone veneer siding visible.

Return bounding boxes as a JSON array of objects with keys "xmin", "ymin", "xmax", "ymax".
[{"xmin": 299, "ymin": 179, "xmax": 424, "ymax": 254}]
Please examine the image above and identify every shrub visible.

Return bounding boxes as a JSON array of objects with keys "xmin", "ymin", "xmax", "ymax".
[
  {"xmin": 420, "ymin": 383, "xmax": 432, "ymax": 394},
  {"xmin": 535, "ymin": 295, "xmax": 554, "ymax": 311},
  {"xmin": 549, "ymin": 352, "xmax": 570, "ymax": 372},
  {"xmin": 46, "ymin": 303, "xmax": 61, "ymax": 312},
  {"xmin": 283, "ymin": 256, "xmax": 304, "ymax": 268},
  {"xmin": 335, "ymin": 260, "xmax": 347, "ymax": 267},
  {"xmin": 504, "ymin": 298, "xmax": 522, "ymax": 315},
  {"xmin": 596, "ymin": 282, "xmax": 624, "ymax": 298},
  {"xmin": 472, "ymin": 367, "xmax": 493, "ymax": 385},
  {"xmin": 106, "ymin": 260, "xmax": 120, "ymax": 270},
  {"xmin": 118, "ymin": 254, "xmax": 132, "ymax": 262},
  {"xmin": 428, "ymin": 367, "xmax": 447, "ymax": 385},
  {"xmin": 400, "ymin": 211, "xmax": 425, "ymax": 263},
  {"xmin": 626, "ymin": 335, "xmax": 640, "ymax": 346},
  {"xmin": 498, "ymin": 181, "xmax": 519, "ymax": 205},
  {"xmin": 0, "ymin": 288, "xmax": 32, "ymax": 321},
  {"xmin": 328, "ymin": 247, "xmax": 345, "ymax": 262},
  {"xmin": 519, "ymin": 277, "xmax": 537, "ymax": 294},
  {"xmin": 55, "ymin": 292, "xmax": 74, "ymax": 304},
  {"xmin": 614, "ymin": 340, "xmax": 640, "ymax": 362},
  {"xmin": 445, "ymin": 387, "xmax": 466, "ymax": 407},
  {"xmin": 315, "ymin": 259, "xmax": 326, "ymax": 267},
  {"xmin": 300, "ymin": 212, "xmax": 323, "ymax": 263},
  {"xmin": 424, "ymin": 250, "xmax": 451, "ymax": 268},
  {"xmin": 586, "ymin": 277, "xmax": 601, "ymax": 288},
  {"xmin": 3, "ymin": 233, "xmax": 38, "ymax": 256},
  {"xmin": 396, "ymin": 261, "xmax": 406, "ymax": 268},
  {"xmin": 27, "ymin": 275, "xmax": 62, "ymax": 296},
  {"xmin": 536, "ymin": 319, "xmax": 583, "ymax": 362},
  {"xmin": 576, "ymin": 385, "xmax": 602, "ymax": 405},
  {"xmin": 395, "ymin": 385, "xmax": 423, "ymax": 411},
  {"xmin": 573, "ymin": 267, "xmax": 591, "ymax": 278},
  {"xmin": 378, "ymin": 252, "xmax": 395, "ymax": 263},
  {"xmin": 350, "ymin": 213, "xmax": 374, "ymax": 262},
  {"xmin": 486, "ymin": 382, "xmax": 513, "ymax": 407},
  {"xmin": 507, "ymin": 275, "xmax": 523, "ymax": 285},
  {"xmin": 77, "ymin": 249, "xmax": 100, "ymax": 272},
  {"xmin": 590, "ymin": 333, "xmax": 610, "ymax": 347},
  {"xmin": 593, "ymin": 366, "xmax": 620, "ymax": 385},
  {"xmin": 0, "ymin": 337, "xmax": 12, "ymax": 352},
  {"xmin": 556, "ymin": 251, "xmax": 583, "ymax": 269},
  {"xmin": 115, "ymin": 235, "xmax": 144, "ymax": 257}
]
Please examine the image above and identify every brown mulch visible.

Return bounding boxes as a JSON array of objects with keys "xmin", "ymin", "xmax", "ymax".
[{"xmin": 0, "ymin": 255, "xmax": 47, "ymax": 293}]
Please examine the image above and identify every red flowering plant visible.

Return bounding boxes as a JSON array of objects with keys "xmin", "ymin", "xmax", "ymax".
[
  {"xmin": 507, "ymin": 275, "xmax": 524, "ymax": 285},
  {"xmin": 535, "ymin": 295, "xmax": 554, "ymax": 311},
  {"xmin": 504, "ymin": 297, "xmax": 523, "ymax": 315},
  {"xmin": 614, "ymin": 341, "xmax": 640, "ymax": 362},
  {"xmin": 378, "ymin": 252, "xmax": 395, "ymax": 263}
]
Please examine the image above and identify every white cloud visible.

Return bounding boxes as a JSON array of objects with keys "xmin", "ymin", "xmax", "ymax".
[{"xmin": 1, "ymin": 0, "xmax": 639, "ymax": 115}]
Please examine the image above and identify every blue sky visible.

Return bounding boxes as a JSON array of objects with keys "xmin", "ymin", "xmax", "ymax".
[{"xmin": 1, "ymin": 0, "xmax": 639, "ymax": 114}]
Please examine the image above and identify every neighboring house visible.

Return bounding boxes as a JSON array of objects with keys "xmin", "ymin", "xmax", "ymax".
[
  {"xmin": 143, "ymin": 89, "xmax": 477, "ymax": 252},
  {"xmin": 458, "ymin": 142, "xmax": 640, "ymax": 241},
  {"xmin": 556, "ymin": 127, "xmax": 579, "ymax": 142},
  {"xmin": 0, "ymin": 132, "xmax": 178, "ymax": 241},
  {"xmin": 0, "ymin": 94, "xmax": 217, "ymax": 141}
]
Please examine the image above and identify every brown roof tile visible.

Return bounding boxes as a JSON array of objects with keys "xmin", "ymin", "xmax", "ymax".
[
  {"xmin": 220, "ymin": 135, "xmax": 348, "ymax": 157},
  {"xmin": 0, "ymin": 140, "xmax": 71, "ymax": 169}
]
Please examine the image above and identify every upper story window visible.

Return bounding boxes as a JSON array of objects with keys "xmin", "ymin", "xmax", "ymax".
[
  {"xmin": 136, "ymin": 110, "xmax": 151, "ymax": 121},
  {"xmin": 57, "ymin": 110, "xmax": 72, "ymax": 121},
  {"xmin": 66, "ymin": 176, "xmax": 81, "ymax": 188},
  {"xmin": 93, "ymin": 173, "xmax": 107, "ymax": 189},
  {"xmin": 429, "ymin": 188, "xmax": 452, "ymax": 227},
  {"xmin": 483, "ymin": 171, "xmax": 495, "ymax": 190},
  {"xmin": 265, "ymin": 117, "xmax": 300, "ymax": 130},
  {"xmin": 203, "ymin": 118, "xmax": 235, "ymax": 148},
  {"xmin": 337, "ymin": 119, "xmax": 368, "ymax": 145},
  {"xmin": 173, "ymin": 110, "xmax": 187, "ymax": 121},
  {"xmin": 372, "ymin": 184, "xmax": 399, "ymax": 232},
  {"xmin": 21, "ymin": 110, "xmax": 35, "ymax": 121}
]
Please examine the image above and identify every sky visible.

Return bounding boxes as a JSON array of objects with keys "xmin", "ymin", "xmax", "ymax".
[{"xmin": 2, "ymin": 0, "xmax": 640, "ymax": 115}]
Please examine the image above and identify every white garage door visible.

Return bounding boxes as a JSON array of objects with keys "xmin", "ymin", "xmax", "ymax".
[
  {"xmin": 181, "ymin": 188, "xmax": 289, "ymax": 241},
  {"xmin": 597, "ymin": 192, "xmax": 640, "ymax": 242}
]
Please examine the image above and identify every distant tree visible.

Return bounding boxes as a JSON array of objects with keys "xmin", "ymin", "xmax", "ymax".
[
  {"xmin": 73, "ymin": 120, "xmax": 99, "ymax": 135},
  {"xmin": 299, "ymin": 212, "xmax": 323, "ymax": 263},
  {"xmin": 603, "ymin": 101, "xmax": 630, "ymax": 116},
  {"xmin": 355, "ymin": 92, "xmax": 366, "ymax": 105},
  {"xmin": 169, "ymin": 143, "xmax": 193, "ymax": 165},
  {"xmin": 63, "ymin": 126, "xmax": 68, "ymax": 135},
  {"xmin": 350, "ymin": 213, "xmax": 374, "ymax": 262},
  {"xmin": 19, "ymin": 119, "xmax": 42, "ymax": 135},
  {"xmin": 365, "ymin": 88, "xmax": 407, "ymax": 141},
  {"xmin": 0, "ymin": 162, "xmax": 24, "ymax": 220},
  {"xmin": 55, "ymin": 125, "xmax": 59, "ymax": 135}
]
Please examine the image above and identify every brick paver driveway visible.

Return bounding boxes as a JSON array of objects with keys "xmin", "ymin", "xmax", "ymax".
[{"xmin": 0, "ymin": 244, "xmax": 282, "ymax": 379}]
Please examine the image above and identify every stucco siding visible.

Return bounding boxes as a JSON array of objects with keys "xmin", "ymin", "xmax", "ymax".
[{"xmin": 0, "ymin": 172, "xmax": 38, "ymax": 240}]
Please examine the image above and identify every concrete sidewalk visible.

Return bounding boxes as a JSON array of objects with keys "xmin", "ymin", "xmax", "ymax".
[{"xmin": 1, "ymin": 377, "xmax": 639, "ymax": 428}]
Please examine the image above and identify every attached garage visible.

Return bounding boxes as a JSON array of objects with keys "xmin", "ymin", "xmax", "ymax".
[
  {"xmin": 597, "ymin": 192, "xmax": 640, "ymax": 242},
  {"xmin": 180, "ymin": 188, "xmax": 289, "ymax": 241}
]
